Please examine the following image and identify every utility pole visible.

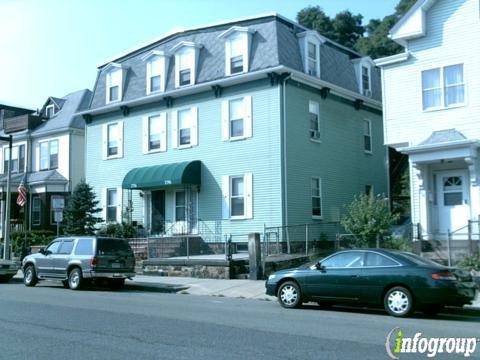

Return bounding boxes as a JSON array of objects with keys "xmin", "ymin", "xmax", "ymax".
[{"xmin": 1, "ymin": 135, "xmax": 12, "ymax": 260}]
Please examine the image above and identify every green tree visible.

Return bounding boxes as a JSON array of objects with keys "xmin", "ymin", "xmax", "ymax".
[
  {"xmin": 354, "ymin": 0, "xmax": 417, "ymax": 57},
  {"xmin": 341, "ymin": 194, "xmax": 399, "ymax": 247},
  {"xmin": 64, "ymin": 181, "xmax": 102, "ymax": 235},
  {"xmin": 296, "ymin": 6, "xmax": 364, "ymax": 48}
]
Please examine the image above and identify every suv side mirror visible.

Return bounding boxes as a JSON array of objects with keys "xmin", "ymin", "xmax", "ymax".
[
  {"xmin": 39, "ymin": 248, "xmax": 45, "ymax": 255},
  {"xmin": 43, "ymin": 249, "xmax": 52, "ymax": 256},
  {"xmin": 315, "ymin": 262, "xmax": 326, "ymax": 271}
]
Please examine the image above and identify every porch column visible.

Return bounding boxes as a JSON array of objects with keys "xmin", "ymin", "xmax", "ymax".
[
  {"xmin": 412, "ymin": 162, "xmax": 428, "ymax": 237},
  {"xmin": 466, "ymin": 157, "xmax": 480, "ymax": 238}
]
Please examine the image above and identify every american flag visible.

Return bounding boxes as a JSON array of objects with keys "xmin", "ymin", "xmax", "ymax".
[{"xmin": 16, "ymin": 174, "xmax": 27, "ymax": 207}]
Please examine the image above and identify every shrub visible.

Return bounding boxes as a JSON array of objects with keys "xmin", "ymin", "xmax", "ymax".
[
  {"xmin": 96, "ymin": 222, "xmax": 136, "ymax": 238},
  {"xmin": 382, "ymin": 237, "xmax": 413, "ymax": 252},
  {"xmin": 341, "ymin": 193, "xmax": 399, "ymax": 248},
  {"xmin": 11, "ymin": 230, "xmax": 56, "ymax": 255},
  {"xmin": 459, "ymin": 254, "xmax": 480, "ymax": 272}
]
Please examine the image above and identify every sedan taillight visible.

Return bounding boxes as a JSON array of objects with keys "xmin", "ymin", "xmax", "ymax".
[
  {"xmin": 431, "ymin": 271, "xmax": 456, "ymax": 281},
  {"xmin": 90, "ymin": 257, "xmax": 97, "ymax": 267}
]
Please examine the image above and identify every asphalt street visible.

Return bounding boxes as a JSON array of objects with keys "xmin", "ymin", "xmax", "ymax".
[{"xmin": 1, "ymin": 280, "xmax": 479, "ymax": 360}]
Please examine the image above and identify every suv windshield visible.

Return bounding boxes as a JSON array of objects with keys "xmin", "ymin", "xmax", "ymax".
[{"xmin": 96, "ymin": 238, "xmax": 131, "ymax": 256}]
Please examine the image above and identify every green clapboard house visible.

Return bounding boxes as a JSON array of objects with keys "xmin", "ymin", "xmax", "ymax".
[{"xmin": 78, "ymin": 13, "xmax": 387, "ymax": 243}]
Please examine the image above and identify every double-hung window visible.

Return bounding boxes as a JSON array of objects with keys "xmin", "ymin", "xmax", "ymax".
[
  {"xmin": 311, "ymin": 177, "xmax": 322, "ymax": 218},
  {"xmin": 172, "ymin": 108, "xmax": 198, "ymax": 149},
  {"xmin": 148, "ymin": 115, "xmax": 161, "ymax": 150},
  {"xmin": 106, "ymin": 188, "xmax": 118, "ymax": 222},
  {"xmin": 39, "ymin": 140, "xmax": 58, "ymax": 171},
  {"xmin": 422, "ymin": 64, "xmax": 464, "ymax": 110},
  {"xmin": 147, "ymin": 56, "xmax": 162, "ymax": 93},
  {"xmin": 174, "ymin": 46, "xmax": 197, "ymax": 87},
  {"xmin": 222, "ymin": 173, "xmax": 253, "ymax": 220},
  {"xmin": 229, "ymin": 33, "xmax": 244, "ymax": 75},
  {"xmin": 363, "ymin": 119, "xmax": 372, "ymax": 153},
  {"xmin": 102, "ymin": 121, "xmax": 123, "ymax": 160},
  {"xmin": 175, "ymin": 190, "xmax": 186, "ymax": 221},
  {"xmin": 307, "ymin": 42, "xmax": 318, "ymax": 77},
  {"xmin": 45, "ymin": 104, "xmax": 55, "ymax": 118},
  {"xmin": 4, "ymin": 144, "xmax": 25, "ymax": 174},
  {"xmin": 222, "ymin": 96, "xmax": 252, "ymax": 141},
  {"xmin": 143, "ymin": 113, "xmax": 167, "ymax": 154},
  {"xmin": 106, "ymin": 67, "xmax": 122, "ymax": 103},
  {"xmin": 361, "ymin": 66, "xmax": 371, "ymax": 96},
  {"xmin": 32, "ymin": 197, "xmax": 41, "ymax": 226},
  {"xmin": 309, "ymin": 101, "xmax": 320, "ymax": 140}
]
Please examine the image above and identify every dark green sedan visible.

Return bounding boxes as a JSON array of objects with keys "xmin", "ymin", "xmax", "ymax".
[{"xmin": 265, "ymin": 249, "xmax": 477, "ymax": 317}]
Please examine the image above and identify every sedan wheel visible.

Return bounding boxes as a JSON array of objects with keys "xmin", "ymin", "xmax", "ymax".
[
  {"xmin": 68, "ymin": 268, "xmax": 83, "ymax": 290},
  {"xmin": 24, "ymin": 265, "xmax": 38, "ymax": 287},
  {"xmin": 384, "ymin": 286, "xmax": 413, "ymax": 317},
  {"xmin": 278, "ymin": 281, "xmax": 301, "ymax": 308}
]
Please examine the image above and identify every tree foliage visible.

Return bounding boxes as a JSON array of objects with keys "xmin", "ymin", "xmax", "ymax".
[
  {"xmin": 297, "ymin": 0, "xmax": 417, "ymax": 58},
  {"xmin": 341, "ymin": 194, "xmax": 399, "ymax": 247},
  {"xmin": 64, "ymin": 181, "xmax": 102, "ymax": 235}
]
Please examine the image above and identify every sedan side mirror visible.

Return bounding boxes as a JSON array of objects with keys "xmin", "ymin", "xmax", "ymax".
[{"xmin": 315, "ymin": 262, "xmax": 326, "ymax": 271}]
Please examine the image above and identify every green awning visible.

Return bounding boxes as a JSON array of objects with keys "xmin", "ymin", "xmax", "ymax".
[{"xmin": 122, "ymin": 161, "xmax": 201, "ymax": 190}]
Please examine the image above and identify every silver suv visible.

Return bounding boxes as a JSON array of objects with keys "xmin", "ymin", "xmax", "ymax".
[{"xmin": 22, "ymin": 237, "xmax": 135, "ymax": 290}]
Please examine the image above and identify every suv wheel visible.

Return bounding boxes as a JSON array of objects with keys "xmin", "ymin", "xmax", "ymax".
[
  {"xmin": 68, "ymin": 268, "xmax": 83, "ymax": 290},
  {"xmin": 24, "ymin": 265, "xmax": 38, "ymax": 287}
]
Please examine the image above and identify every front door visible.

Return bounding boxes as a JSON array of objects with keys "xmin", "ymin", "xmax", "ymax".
[
  {"xmin": 436, "ymin": 171, "xmax": 470, "ymax": 233},
  {"xmin": 151, "ymin": 190, "xmax": 165, "ymax": 234}
]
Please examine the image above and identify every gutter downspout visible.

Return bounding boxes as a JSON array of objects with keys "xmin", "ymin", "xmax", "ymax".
[{"xmin": 281, "ymin": 73, "xmax": 292, "ymax": 228}]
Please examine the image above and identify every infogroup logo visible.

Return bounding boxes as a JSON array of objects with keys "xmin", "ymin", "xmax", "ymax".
[{"xmin": 385, "ymin": 327, "xmax": 479, "ymax": 359}]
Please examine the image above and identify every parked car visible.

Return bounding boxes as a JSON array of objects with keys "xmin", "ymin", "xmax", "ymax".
[
  {"xmin": 0, "ymin": 259, "xmax": 19, "ymax": 283},
  {"xmin": 265, "ymin": 249, "xmax": 476, "ymax": 317},
  {"xmin": 22, "ymin": 236, "xmax": 135, "ymax": 290}
]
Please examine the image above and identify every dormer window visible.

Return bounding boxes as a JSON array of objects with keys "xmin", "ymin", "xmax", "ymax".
[
  {"xmin": 105, "ymin": 63, "xmax": 123, "ymax": 104},
  {"xmin": 45, "ymin": 104, "xmax": 55, "ymax": 118},
  {"xmin": 143, "ymin": 50, "xmax": 170, "ymax": 94},
  {"xmin": 353, "ymin": 57, "xmax": 374, "ymax": 97},
  {"xmin": 297, "ymin": 31, "xmax": 323, "ymax": 78},
  {"xmin": 307, "ymin": 42, "xmax": 318, "ymax": 76},
  {"xmin": 171, "ymin": 41, "xmax": 202, "ymax": 88},
  {"xmin": 219, "ymin": 26, "xmax": 255, "ymax": 76}
]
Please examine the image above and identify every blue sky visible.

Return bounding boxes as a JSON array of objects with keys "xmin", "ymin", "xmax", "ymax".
[{"xmin": 0, "ymin": 0, "xmax": 399, "ymax": 109}]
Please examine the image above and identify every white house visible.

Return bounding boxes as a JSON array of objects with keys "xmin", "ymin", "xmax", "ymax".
[{"xmin": 376, "ymin": 0, "xmax": 480, "ymax": 240}]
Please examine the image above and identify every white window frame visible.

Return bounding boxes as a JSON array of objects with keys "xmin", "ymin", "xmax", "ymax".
[
  {"xmin": 222, "ymin": 173, "xmax": 253, "ymax": 220},
  {"xmin": 102, "ymin": 121, "xmax": 124, "ymax": 160},
  {"xmin": 171, "ymin": 107, "xmax": 198, "ymax": 149},
  {"xmin": 143, "ymin": 51, "xmax": 169, "ymax": 95},
  {"xmin": 353, "ymin": 57, "xmax": 374, "ymax": 97},
  {"xmin": 172, "ymin": 42, "xmax": 202, "ymax": 88},
  {"xmin": 39, "ymin": 139, "xmax": 59, "ymax": 171},
  {"xmin": 45, "ymin": 104, "xmax": 55, "ymax": 118},
  {"xmin": 143, "ymin": 113, "xmax": 167, "ymax": 154},
  {"xmin": 103, "ymin": 186, "xmax": 122, "ymax": 223},
  {"xmin": 297, "ymin": 31, "xmax": 323, "ymax": 79},
  {"xmin": 105, "ymin": 64, "xmax": 123, "ymax": 104},
  {"xmin": 361, "ymin": 65, "xmax": 372, "ymax": 96},
  {"xmin": 32, "ymin": 197, "xmax": 41, "ymax": 226},
  {"xmin": 218, "ymin": 27, "xmax": 254, "ymax": 77},
  {"xmin": 363, "ymin": 119, "xmax": 372, "ymax": 154},
  {"xmin": 421, "ymin": 63, "xmax": 465, "ymax": 111},
  {"xmin": 221, "ymin": 96, "xmax": 252, "ymax": 141},
  {"xmin": 309, "ymin": 100, "xmax": 320, "ymax": 142},
  {"xmin": 106, "ymin": 188, "xmax": 118, "ymax": 223},
  {"xmin": 2, "ymin": 142, "xmax": 26, "ymax": 174},
  {"xmin": 311, "ymin": 177, "xmax": 323, "ymax": 219},
  {"xmin": 174, "ymin": 190, "xmax": 187, "ymax": 222}
]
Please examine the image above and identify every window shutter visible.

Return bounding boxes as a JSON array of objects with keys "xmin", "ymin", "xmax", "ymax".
[
  {"xmin": 221, "ymin": 100, "xmax": 229, "ymax": 141},
  {"xmin": 118, "ymin": 121, "xmax": 124, "ymax": 158},
  {"xmin": 101, "ymin": 188, "xmax": 107, "ymax": 222},
  {"xmin": 244, "ymin": 96, "xmax": 252, "ymax": 138},
  {"xmin": 117, "ymin": 186, "xmax": 123, "ymax": 223},
  {"xmin": 245, "ymin": 173, "xmax": 253, "ymax": 219},
  {"xmin": 171, "ymin": 111, "xmax": 178, "ymax": 149},
  {"xmin": 102, "ymin": 124, "xmax": 108, "ymax": 160},
  {"xmin": 191, "ymin": 107, "xmax": 198, "ymax": 147},
  {"xmin": 221, "ymin": 175, "xmax": 230, "ymax": 220},
  {"xmin": 160, "ymin": 112, "xmax": 167, "ymax": 152},
  {"xmin": 142, "ymin": 117, "xmax": 149, "ymax": 154}
]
